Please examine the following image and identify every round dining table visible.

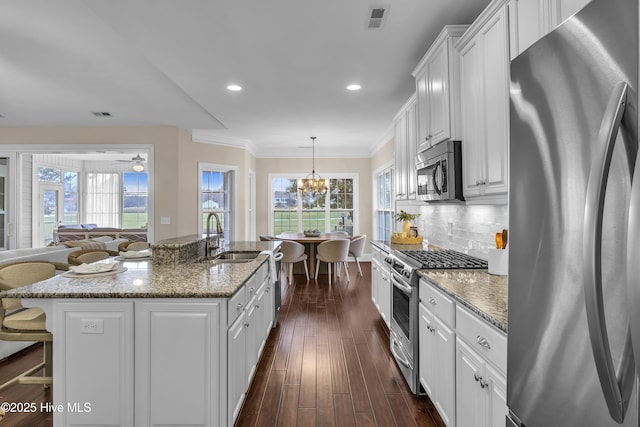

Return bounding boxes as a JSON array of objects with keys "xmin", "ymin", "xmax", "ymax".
[{"xmin": 275, "ymin": 232, "xmax": 350, "ymax": 277}]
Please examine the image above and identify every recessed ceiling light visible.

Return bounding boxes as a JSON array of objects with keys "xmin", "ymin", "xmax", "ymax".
[
  {"xmin": 227, "ymin": 84, "xmax": 243, "ymax": 91},
  {"xmin": 346, "ymin": 84, "xmax": 361, "ymax": 91}
]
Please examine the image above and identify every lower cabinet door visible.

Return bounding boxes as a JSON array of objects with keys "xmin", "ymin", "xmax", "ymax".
[
  {"xmin": 135, "ymin": 301, "xmax": 221, "ymax": 427},
  {"xmin": 486, "ymin": 364, "xmax": 507, "ymax": 427},
  {"xmin": 433, "ymin": 315, "xmax": 455, "ymax": 426},
  {"xmin": 54, "ymin": 301, "xmax": 134, "ymax": 427},
  {"xmin": 418, "ymin": 303, "xmax": 436, "ymax": 396},
  {"xmin": 228, "ymin": 311, "xmax": 248, "ymax": 425},
  {"xmin": 455, "ymin": 338, "xmax": 486, "ymax": 427}
]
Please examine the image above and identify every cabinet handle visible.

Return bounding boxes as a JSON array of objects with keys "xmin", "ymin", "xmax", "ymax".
[
  {"xmin": 236, "ymin": 303, "xmax": 243, "ymax": 310},
  {"xmin": 476, "ymin": 335, "xmax": 491, "ymax": 350},
  {"xmin": 429, "ymin": 297, "xmax": 437, "ymax": 305},
  {"xmin": 250, "ymin": 287, "xmax": 255, "ymax": 293},
  {"xmin": 479, "ymin": 378, "xmax": 489, "ymax": 389},
  {"xmin": 474, "ymin": 372, "xmax": 482, "ymax": 382},
  {"xmin": 427, "ymin": 325, "xmax": 436, "ymax": 333}
]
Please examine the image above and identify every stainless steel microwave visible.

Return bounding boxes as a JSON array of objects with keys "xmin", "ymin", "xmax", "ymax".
[{"xmin": 416, "ymin": 140, "xmax": 464, "ymax": 202}]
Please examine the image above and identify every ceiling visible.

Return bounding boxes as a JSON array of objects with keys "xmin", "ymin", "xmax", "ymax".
[{"xmin": 0, "ymin": 0, "xmax": 490, "ymax": 158}]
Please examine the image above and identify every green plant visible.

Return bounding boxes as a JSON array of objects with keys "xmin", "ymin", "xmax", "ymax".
[{"xmin": 394, "ymin": 210, "xmax": 420, "ymax": 223}]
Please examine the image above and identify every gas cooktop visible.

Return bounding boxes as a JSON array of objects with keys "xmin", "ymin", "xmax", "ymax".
[{"xmin": 397, "ymin": 249, "xmax": 488, "ymax": 270}]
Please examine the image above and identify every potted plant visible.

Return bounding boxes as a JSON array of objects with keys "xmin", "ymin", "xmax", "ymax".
[{"xmin": 394, "ymin": 210, "xmax": 420, "ymax": 235}]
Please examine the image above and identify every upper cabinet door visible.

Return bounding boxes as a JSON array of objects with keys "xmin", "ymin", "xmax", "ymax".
[
  {"xmin": 426, "ymin": 42, "xmax": 450, "ymax": 146},
  {"xmin": 413, "ymin": 25, "xmax": 468, "ymax": 154},
  {"xmin": 509, "ymin": 0, "xmax": 592, "ymax": 60},
  {"xmin": 508, "ymin": 0, "xmax": 546, "ymax": 59}
]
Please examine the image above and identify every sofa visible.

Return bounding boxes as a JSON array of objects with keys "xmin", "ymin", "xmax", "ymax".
[{"xmin": 55, "ymin": 224, "xmax": 148, "ymax": 243}]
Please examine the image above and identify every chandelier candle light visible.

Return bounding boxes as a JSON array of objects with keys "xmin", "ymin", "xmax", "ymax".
[{"xmin": 298, "ymin": 136, "xmax": 327, "ymax": 195}]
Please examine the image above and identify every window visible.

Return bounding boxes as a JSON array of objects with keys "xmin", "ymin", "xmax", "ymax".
[
  {"xmin": 123, "ymin": 172, "xmax": 148, "ymax": 228},
  {"xmin": 272, "ymin": 178, "xmax": 298, "ymax": 234},
  {"xmin": 64, "ymin": 171, "xmax": 79, "ymax": 225},
  {"xmin": 85, "ymin": 173, "xmax": 121, "ymax": 227},
  {"xmin": 200, "ymin": 165, "xmax": 235, "ymax": 240},
  {"xmin": 270, "ymin": 174, "xmax": 358, "ymax": 235},
  {"xmin": 375, "ymin": 166, "xmax": 394, "ymax": 241}
]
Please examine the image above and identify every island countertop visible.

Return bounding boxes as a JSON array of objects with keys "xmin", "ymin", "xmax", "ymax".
[{"xmin": 0, "ymin": 241, "xmax": 280, "ymax": 299}]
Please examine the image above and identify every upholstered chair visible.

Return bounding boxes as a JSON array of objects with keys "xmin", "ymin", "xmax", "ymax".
[
  {"xmin": 315, "ymin": 239, "xmax": 350, "ymax": 285},
  {"xmin": 68, "ymin": 249, "xmax": 111, "ymax": 265},
  {"xmin": 259, "ymin": 235, "xmax": 276, "ymax": 241},
  {"xmin": 280, "ymin": 240, "xmax": 309, "ymax": 284},
  {"xmin": 0, "ymin": 261, "xmax": 57, "ymax": 391},
  {"xmin": 123, "ymin": 241, "xmax": 150, "ymax": 251},
  {"xmin": 348, "ymin": 235, "xmax": 367, "ymax": 276}
]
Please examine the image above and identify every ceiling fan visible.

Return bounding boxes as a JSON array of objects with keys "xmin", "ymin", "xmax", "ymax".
[{"xmin": 116, "ymin": 154, "xmax": 146, "ymax": 172}]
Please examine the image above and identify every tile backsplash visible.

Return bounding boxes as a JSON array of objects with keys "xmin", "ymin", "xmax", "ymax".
[{"xmin": 396, "ymin": 202, "xmax": 508, "ymax": 260}]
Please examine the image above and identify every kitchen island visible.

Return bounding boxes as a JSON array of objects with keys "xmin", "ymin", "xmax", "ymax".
[{"xmin": 1, "ymin": 239, "xmax": 281, "ymax": 427}]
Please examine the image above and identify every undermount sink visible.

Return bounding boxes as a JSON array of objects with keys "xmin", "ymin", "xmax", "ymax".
[
  {"xmin": 207, "ymin": 251, "xmax": 260, "ymax": 264},
  {"xmin": 216, "ymin": 252, "xmax": 259, "ymax": 260}
]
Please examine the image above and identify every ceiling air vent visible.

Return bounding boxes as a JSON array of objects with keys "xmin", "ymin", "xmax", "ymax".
[
  {"xmin": 367, "ymin": 7, "xmax": 388, "ymax": 29},
  {"xmin": 91, "ymin": 111, "xmax": 112, "ymax": 117}
]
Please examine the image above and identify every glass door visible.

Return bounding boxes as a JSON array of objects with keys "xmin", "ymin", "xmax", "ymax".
[{"xmin": 40, "ymin": 184, "xmax": 62, "ymax": 246}]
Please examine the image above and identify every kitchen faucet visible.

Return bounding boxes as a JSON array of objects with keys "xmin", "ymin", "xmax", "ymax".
[{"xmin": 205, "ymin": 212, "xmax": 223, "ymax": 257}]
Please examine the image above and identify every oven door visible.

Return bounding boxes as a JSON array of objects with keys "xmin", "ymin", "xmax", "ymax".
[
  {"xmin": 417, "ymin": 155, "xmax": 448, "ymax": 201},
  {"xmin": 390, "ymin": 271, "xmax": 418, "ymax": 393}
]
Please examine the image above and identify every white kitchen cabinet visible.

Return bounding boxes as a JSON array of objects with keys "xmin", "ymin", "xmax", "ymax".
[
  {"xmin": 371, "ymin": 245, "xmax": 391, "ymax": 328},
  {"xmin": 228, "ymin": 310, "xmax": 248, "ymax": 423},
  {"xmin": 508, "ymin": 0, "xmax": 592, "ymax": 59},
  {"xmin": 419, "ymin": 303, "xmax": 455, "ymax": 426},
  {"xmin": 550, "ymin": 0, "xmax": 592, "ymax": 27},
  {"xmin": 455, "ymin": 338, "xmax": 507, "ymax": 427},
  {"xmin": 508, "ymin": 0, "xmax": 546, "ymax": 59},
  {"xmin": 412, "ymin": 26, "xmax": 468, "ymax": 153},
  {"xmin": 135, "ymin": 301, "xmax": 221, "ymax": 427},
  {"xmin": 53, "ymin": 301, "xmax": 134, "ymax": 427},
  {"xmin": 455, "ymin": 304, "xmax": 507, "ymax": 427},
  {"xmin": 457, "ymin": 1, "xmax": 510, "ymax": 201},
  {"xmin": 419, "ymin": 279, "xmax": 456, "ymax": 426},
  {"xmin": 394, "ymin": 95, "xmax": 417, "ymax": 200}
]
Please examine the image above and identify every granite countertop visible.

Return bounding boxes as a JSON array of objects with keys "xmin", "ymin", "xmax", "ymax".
[
  {"xmin": 418, "ymin": 270, "xmax": 507, "ymax": 333},
  {"xmin": 372, "ymin": 240, "xmax": 507, "ymax": 333},
  {"xmin": 0, "ymin": 241, "xmax": 281, "ymax": 299}
]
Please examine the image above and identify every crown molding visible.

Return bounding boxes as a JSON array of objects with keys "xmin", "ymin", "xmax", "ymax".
[{"xmin": 191, "ymin": 131, "xmax": 257, "ymax": 156}]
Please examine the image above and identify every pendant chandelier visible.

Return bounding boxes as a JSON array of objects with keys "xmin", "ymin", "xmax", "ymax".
[{"xmin": 298, "ymin": 137, "xmax": 327, "ymax": 195}]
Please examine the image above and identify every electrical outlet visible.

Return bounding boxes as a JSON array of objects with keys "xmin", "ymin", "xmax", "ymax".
[
  {"xmin": 81, "ymin": 319, "xmax": 104, "ymax": 334},
  {"xmin": 447, "ymin": 221, "xmax": 453, "ymax": 236}
]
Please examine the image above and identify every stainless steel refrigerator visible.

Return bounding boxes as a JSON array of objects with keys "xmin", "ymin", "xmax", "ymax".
[{"xmin": 508, "ymin": 0, "xmax": 639, "ymax": 425}]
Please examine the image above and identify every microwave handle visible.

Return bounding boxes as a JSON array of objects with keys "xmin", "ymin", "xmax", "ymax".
[{"xmin": 432, "ymin": 161, "xmax": 442, "ymax": 195}]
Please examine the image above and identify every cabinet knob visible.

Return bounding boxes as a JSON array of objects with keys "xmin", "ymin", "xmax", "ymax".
[
  {"xmin": 429, "ymin": 297, "xmax": 437, "ymax": 305},
  {"xmin": 236, "ymin": 303, "xmax": 243, "ymax": 310},
  {"xmin": 244, "ymin": 323, "xmax": 250, "ymax": 328},
  {"xmin": 250, "ymin": 287, "xmax": 255, "ymax": 293},
  {"xmin": 476, "ymin": 335, "xmax": 491, "ymax": 350}
]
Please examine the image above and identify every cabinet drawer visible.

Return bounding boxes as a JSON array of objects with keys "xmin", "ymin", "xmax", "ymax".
[
  {"xmin": 419, "ymin": 279, "xmax": 455, "ymax": 328},
  {"xmin": 456, "ymin": 305, "xmax": 507, "ymax": 372},
  {"xmin": 228, "ymin": 286, "xmax": 247, "ymax": 325}
]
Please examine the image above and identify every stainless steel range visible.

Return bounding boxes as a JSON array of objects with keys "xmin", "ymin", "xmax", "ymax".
[{"xmin": 385, "ymin": 248, "xmax": 487, "ymax": 394}]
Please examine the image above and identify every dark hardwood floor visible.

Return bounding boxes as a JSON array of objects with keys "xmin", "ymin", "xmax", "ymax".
[
  {"xmin": 0, "ymin": 262, "xmax": 444, "ymax": 427},
  {"xmin": 235, "ymin": 262, "xmax": 445, "ymax": 427}
]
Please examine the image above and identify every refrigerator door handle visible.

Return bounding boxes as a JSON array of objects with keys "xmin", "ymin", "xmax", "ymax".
[{"xmin": 583, "ymin": 81, "xmax": 635, "ymax": 423}]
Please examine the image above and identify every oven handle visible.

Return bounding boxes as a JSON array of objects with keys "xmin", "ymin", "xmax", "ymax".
[
  {"xmin": 391, "ymin": 336, "xmax": 411, "ymax": 368},
  {"xmin": 390, "ymin": 273, "xmax": 412, "ymax": 295}
]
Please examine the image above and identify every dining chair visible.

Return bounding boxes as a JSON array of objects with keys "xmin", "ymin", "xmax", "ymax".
[
  {"xmin": 68, "ymin": 249, "xmax": 111, "ymax": 265},
  {"xmin": 280, "ymin": 240, "xmax": 309, "ymax": 284},
  {"xmin": 348, "ymin": 235, "xmax": 367, "ymax": 276},
  {"xmin": 0, "ymin": 261, "xmax": 57, "ymax": 391},
  {"xmin": 315, "ymin": 239, "xmax": 350, "ymax": 285},
  {"xmin": 259, "ymin": 235, "xmax": 276, "ymax": 241},
  {"xmin": 327, "ymin": 231, "xmax": 349, "ymax": 236}
]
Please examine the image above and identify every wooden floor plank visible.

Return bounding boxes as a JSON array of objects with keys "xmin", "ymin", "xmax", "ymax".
[
  {"xmin": 297, "ymin": 407, "xmax": 317, "ymax": 427},
  {"xmin": 298, "ymin": 336, "xmax": 317, "ymax": 408},
  {"xmin": 315, "ymin": 342, "xmax": 335, "ymax": 427},
  {"xmin": 277, "ymin": 384, "xmax": 301, "ymax": 426},
  {"xmin": 341, "ymin": 337, "xmax": 374, "ymax": 416},
  {"xmin": 333, "ymin": 394, "xmax": 356, "ymax": 427},
  {"xmin": 254, "ymin": 370, "xmax": 286, "ymax": 427}
]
